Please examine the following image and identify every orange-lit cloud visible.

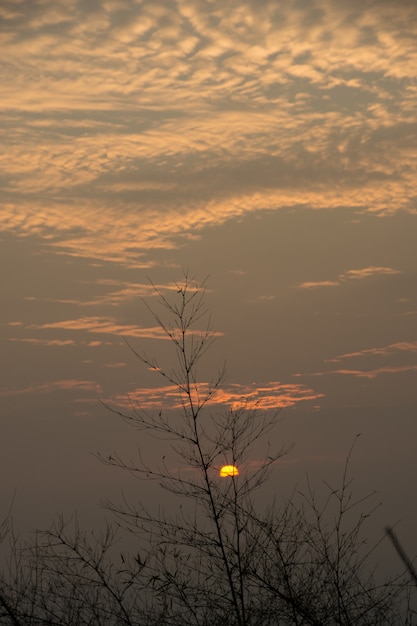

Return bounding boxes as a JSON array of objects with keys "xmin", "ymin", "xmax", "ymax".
[
  {"xmin": 0, "ymin": 0, "xmax": 416, "ymax": 264},
  {"xmin": 111, "ymin": 380, "xmax": 324, "ymax": 411},
  {"xmin": 9, "ymin": 338, "xmax": 75, "ymax": 346},
  {"xmin": 0, "ymin": 379, "xmax": 101, "ymax": 398},
  {"xmin": 29, "ymin": 316, "xmax": 223, "ymax": 340},
  {"xmin": 325, "ymin": 365, "xmax": 417, "ymax": 379},
  {"xmin": 343, "ymin": 267, "xmax": 401, "ymax": 280},
  {"xmin": 14, "ymin": 280, "xmax": 200, "ymax": 307},
  {"xmin": 327, "ymin": 340, "xmax": 417, "ymax": 363},
  {"xmin": 104, "ymin": 362, "xmax": 127, "ymax": 369},
  {"xmin": 78, "ymin": 279, "xmax": 204, "ymax": 306},
  {"xmin": 297, "ymin": 266, "xmax": 400, "ymax": 289},
  {"xmin": 297, "ymin": 280, "xmax": 340, "ymax": 289},
  {"xmin": 30, "ymin": 317, "xmax": 175, "ymax": 339},
  {"xmin": 211, "ymin": 382, "xmax": 324, "ymax": 410}
]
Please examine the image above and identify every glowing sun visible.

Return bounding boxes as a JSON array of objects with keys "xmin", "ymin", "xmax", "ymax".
[{"xmin": 219, "ymin": 465, "xmax": 239, "ymax": 477}]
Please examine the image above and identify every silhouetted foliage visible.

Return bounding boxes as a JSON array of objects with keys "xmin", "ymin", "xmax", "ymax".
[{"xmin": 1, "ymin": 274, "xmax": 416, "ymax": 625}]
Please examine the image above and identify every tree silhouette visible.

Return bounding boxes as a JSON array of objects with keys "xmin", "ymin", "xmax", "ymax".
[{"xmin": 0, "ymin": 274, "xmax": 415, "ymax": 625}]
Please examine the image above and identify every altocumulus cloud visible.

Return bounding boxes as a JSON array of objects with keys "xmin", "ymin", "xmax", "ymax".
[{"xmin": 0, "ymin": 0, "xmax": 416, "ymax": 265}]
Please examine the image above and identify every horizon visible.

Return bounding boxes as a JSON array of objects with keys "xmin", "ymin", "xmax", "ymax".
[{"xmin": 1, "ymin": 0, "xmax": 416, "ymax": 576}]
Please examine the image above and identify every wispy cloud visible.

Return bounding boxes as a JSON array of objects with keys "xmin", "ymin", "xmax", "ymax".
[
  {"xmin": 111, "ymin": 380, "xmax": 324, "ymax": 411},
  {"xmin": 327, "ymin": 340, "xmax": 417, "ymax": 363},
  {"xmin": 9, "ymin": 337, "xmax": 114, "ymax": 348},
  {"xmin": 297, "ymin": 280, "xmax": 340, "ymax": 289},
  {"xmin": 104, "ymin": 362, "xmax": 127, "ymax": 369},
  {"xmin": 0, "ymin": 379, "xmax": 101, "ymax": 398},
  {"xmin": 343, "ymin": 267, "xmax": 401, "ymax": 280},
  {"xmin": 30, "ymin": 316, "xmax": 172, "ymax": 339},
  {"xmin": 324, "ymin": 365, "xmax": 417, "ymax": 379},
  {"xmin": 28, "ymin": 316, "xmax": 223, "ymax": 341},
  {"xmin": 212, "ymin": 381, "xmax": 324, "ymax": 409},
  {"xmin": 9, "ymin": 338, "xmax": 75, "ymax": 346},
  {"xmin": 16, "ymin": 280, "xmax": 197, "ymax": 307},
  {"xmin": 297, "ymin": 266, "xmax": 400, "ymax": 289},
  {"xmin": 0, "ymin": 0, "xmax": 416, "ymax": 264}
]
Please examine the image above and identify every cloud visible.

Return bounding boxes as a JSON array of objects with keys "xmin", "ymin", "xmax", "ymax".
[
  {"xmin": 0, "ymin": 379, "xmax": 101, "ymax": 398},
  {"xmin": 29, "ymin": 316, "xmax": 223, "ymax": 341},
  {"xmin": 30, "ymin": 316, "xmax": 172, "ymax": 339},
  {"xmin": 9, "ymin": 338, "xmax": 75, "ymax": 346},
  {"xmin": 297, "ymin": 266, "xmax": 400, "ymax": 289},
  {"xmin": 343, "ymin": 267, "xmax": 401, "ymax": 280},
  {"xmin": 104, "ymin": 362, "xmax": 127, "ymax": 368},
  {"xmin": 15, "ymin": 279, "xmax": 197, "ymax": 307},
  {"xmin": 325, "ymin": 365, "xmax": 417, "ymax": 379},
  {"xmin": 0, "ymin": 0, "xmax": 416, "ymax": 264},
  {"xmin": 297, "ymin": 280, "xmax": 340, "ymax": 289},
  {"xmin": 8, "ymin": 334, "xmax": 114, "ymax": 348},
  {"xmin": 79, "ymin": 279, "xmax": 202, "ymax": 306},
  {"xmin": 111, "ymin": 380, "xmax": 324, "ymax": 411},
  {"xmin": 327, "ymin": 340, "xmax": 417, "ymax": 363},
  {"xmin": 212, "ymin": 381, "xmax": 325, "ymax": 409}
]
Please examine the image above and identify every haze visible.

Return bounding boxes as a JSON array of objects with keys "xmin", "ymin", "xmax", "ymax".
[{"xmin": 1, "ymin": 0, "xmax": 416, "ymax": 565}]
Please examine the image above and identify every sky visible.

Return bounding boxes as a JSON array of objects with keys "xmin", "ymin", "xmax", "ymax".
[{"xmin": 1, "ymin": 0, "xmax": 417, "ymax": 567}]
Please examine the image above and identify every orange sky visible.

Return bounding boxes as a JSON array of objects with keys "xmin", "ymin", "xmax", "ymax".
[{"xmin": 1, "ymin": 0, "xmax": 416, "ymax": 561}]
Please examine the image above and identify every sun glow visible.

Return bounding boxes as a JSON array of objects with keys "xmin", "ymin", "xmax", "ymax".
[{"xmin": 219, "ymin": 465, "xmax": 239, "ymax": 477}]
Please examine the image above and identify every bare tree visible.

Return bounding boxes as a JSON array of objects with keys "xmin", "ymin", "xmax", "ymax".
[
  {"xmin": 100, "ymin": 274, "xmax": 290, "ymax": 625},
  {"xmin": 98, "ymin": 274, "xmax": 415, "ymax": 625},
  {"xmin": 0, "ymin": 498, "xmax": 23, "ymax": 626},
  {"xmin": 0, "ymin": 511, "xmax": 173, "ymax": 626},
  {"xmin": 1, "ymin": 274, "xmax": 415, "ymax": 625},
  {"xmin": 386, "ymin": 527, "xmax": 417, "ymax": 589}
]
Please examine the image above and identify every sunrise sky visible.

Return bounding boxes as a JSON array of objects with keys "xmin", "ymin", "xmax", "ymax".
[{"xmin": 1, "ymin": 0, "xmax": 417, "ymax": 559}]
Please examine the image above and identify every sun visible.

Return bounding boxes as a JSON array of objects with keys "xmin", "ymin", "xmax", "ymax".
[{"xmin": 219, "ymin": 465, "xmax": 239, "ymax": 477}]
